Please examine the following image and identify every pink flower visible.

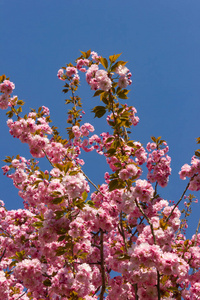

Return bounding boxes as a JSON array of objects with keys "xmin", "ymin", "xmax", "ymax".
[
  {"xmin": 118, "ymin": 76, "xmax": 129, "ymax": 88},
  {"xmin": 76, "ymin": 59, "xmax": 89, "ymax": 72},
  {"xmin": 98, "ymin": 76, "xmax": 112, "ymax": 91},
  {"xmin": 119, "ymin": 169, "xmax": 129, "ymax": 180},
  {"xmin": 0, "ymin": 80, "xmax": 15, "ymax": 94},
  {"xmin": 91, "ymin": 51, "xmax": 100, "ymax": 62},
  {"xmin": 57, "ymin": 68, "xmax": 64, "ymax": 80},
  {"xmin": 72, "ymin": 125, "xmax": 82, "ymax": 138},
  {"xmin": 66, "ymin": 66, "xmax": 77, "ymax": 77},
  {"xmin": 115, "ymin": 65, "xmax": 129, "ymax": 76},
  {"xmin": 0, "ymin": 94, "xmax": 9, "ymax": 109},
  {"xmin": 42, "ymin": 106, "xmax": 50, "ymax": 115}
]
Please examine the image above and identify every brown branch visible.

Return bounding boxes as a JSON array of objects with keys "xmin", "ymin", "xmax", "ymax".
[
  {"xmin": 194, "ymin": 217, "xmax": 200, "ymax": 246},
  {"xmin": 43, "ymin": 148, "xmax": 104, "ymax": 197},
  {"xmin": 166, "ymin": 174, "xmax": 197, "ymax": 222},
  {"xmin": 134, "ymin": 199, "xmax": 161, "ymax": 299},
  {"xmin": 118, "ymin": 211, "xmax": 128, "ymax": 252},
  {"xmin": 133, "ymin": 283, "xmax": 139, "ymax": 300},
  {"xmin": 0, "ymin": 248, "xmax": 6, "ymax": 262},
  {"xmin": 157, "ymin": 270, "xmax": 161, "ymax": 300},
  {"xmin": 134, "ymin": 199, "xmax": 156, "ymax": 244},
  {"xmin": 80, "ymin": 169, "xmax": 104, "ymax": 197},
  {"xmin": 15, "ymin": 291, "xmax": 27, "ymax": 300},
  {"xmin": 42, "ymin": 149, "xmax": 55, "ymax": 168},
  {"xmin": 99, "ymin": 229, "xmax": 106, "ymax": 300}
]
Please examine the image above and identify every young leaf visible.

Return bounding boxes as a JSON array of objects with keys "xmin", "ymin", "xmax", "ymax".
[
  {"xmin": 99, "ymin": 57, "xmax": 108, "ymax": 69},
  {"xmin": 109, "ymin": 53, "xmax": 122, "ymax": 64},
  {"xmin": 92, "ymin": 106, "xmax": 106, "ymax": 118}
]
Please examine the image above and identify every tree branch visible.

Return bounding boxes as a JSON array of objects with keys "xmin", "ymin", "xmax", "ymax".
[
  {"xmin": 194, "ymin": 217, "xmax": 200, "ymax": 246},
  {"xmin": 99, "ymin": 229, "xmax": 106, "ymax": 300},
  {"xmin": 166, "ymin": 174, "xmax": 197, "ymax": 222},
  {"xmin": 134, "ymin": 199, "xmax": 156, "ymax": 244}
]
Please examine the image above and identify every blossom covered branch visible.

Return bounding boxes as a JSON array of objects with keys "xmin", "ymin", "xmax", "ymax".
[{"xmin": 0, "ymin": 51, "xmax": 200, "ymax": 299}]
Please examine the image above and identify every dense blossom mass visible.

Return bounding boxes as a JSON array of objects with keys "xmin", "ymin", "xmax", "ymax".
[{"xmin": 0, "ymin": 51, "xmax": 200, "ymax": 299}]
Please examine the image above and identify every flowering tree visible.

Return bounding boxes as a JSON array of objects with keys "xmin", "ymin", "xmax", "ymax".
[{"xmin": 1, "ymin": 50, "xmax": 200, "ymax": 299}]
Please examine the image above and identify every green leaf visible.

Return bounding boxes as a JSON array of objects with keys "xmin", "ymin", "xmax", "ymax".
[
  {"xmin": 109, "ymin": 53, "xmax": 122, "ymax": 64},
  {"xmin": 93, "ymin": 90, "xmax": 104, "ymax": 97},
  {"xmin": 92, "ymin": 106, "xmax": 107, "ymax": 118},
  {"xmin": 54, "ymin": 163, "xmax": 64, "ymax": 171},
  {"xmin": 110, "ymin": 60, "xmax": 127, "ymax": 72},
  {"xmin": 117, "ymin": 89, "xmax": 130, "ymax": 99},
  {"xmin": 80, "ymin": 50, "xmax": 87, "ymax": 58},
  {"xmin": 86, "ymin": 49, "xmax": 91, "ymax": 58},
  {"xmin": 82, "ymin": 190, "xmax": 88, "ymax": 201},
  {"xmin": 43, "ymin": 279, "xmax": 51, "ymax": 287},
  {"xmin": 3, "ymin": 156, "xmax": 13, "ymax": 163},
  {"xmin": 63, "ymin": 162, "xmax": 74, "ymax": 173},
  {"xmin": 32, "ymin": 221, "xmax": 43, "ymax": 228},
  {"xmin": 17, "ymin": 100, "xmax": 25, "ymax": 106},
  {"xmin": 55, "ymin": 210, "xmax": 65, "ymax": 219},
  {"xmin": 105, "ymin": 137, "xmax": 114, "ymax": 143},
  {"xmin": 58, "ymin": 235, "xmax": 66, "ymax": 242},
  {"xmin": 127, "ymin": 141, "xmax": 135, "ymax": 147},
  {"xmin": 99, "ymin": 57, "xmax": 108, "ymax": 69},
  {"xmin": 195, "ymin": 151, "xmax": 200, "ymax": 157},
  {"xmin": 86, "ymin": 200, "xmax": 95, "ymax": 207},
  {"xmin": 56, "ymin": 247, "xmax": 67, "ymax": 256},
  {"xmin": 109, "ymin": 179, "xmax": 126, "ymax": 191},
  {"xmin": 151, "ymin": 136, "xmax": 157, "ymax": 143},
  {"xmin": 10, "ymin": 260, "xmax": 17, "ymax": 268},
  {"xmin": 106, "ymin": 148, "xmax": 116, "ymax": 156},
  {"xmin": 16, "ymin": 250, "xmax": 25, "ymax": 260},
  {"xmin": 69, "ymin": 170, "xmax": 78, "ymax": 176},
  {"xmin": 17, "ymin": 106, "xmax": 22, "ymax": 113},
  {"xmin": 0, "ymin": 74, "xmax": 6, "ymax": 83},
  {"xmin": 52, "ymin": 197, "xmax": 64, "ymax": 204},
  {"xmin": 6, "ymin": 111, "xmax": 14, "ymax": 118}
]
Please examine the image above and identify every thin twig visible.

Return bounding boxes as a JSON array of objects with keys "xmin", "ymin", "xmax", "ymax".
[
  {"xmin": 43, "ymin": 148, "xmax": 104, "ymax": 197},
  {"xmin": 99, "ymin": 229, "xmax": 106, "ymax": 300},
  {"xmin": 166, "ymin": 174, "xmax": 197, "ymax": 222},
  {"xmin": 134, "ymin": 199, "xmax": 161, "ymax": 299},
  {"xmin": 153, "ymin": 182, "xmax": 158, "ymax": 198},
  {"xmin": 133, "ymin": 283, "xmax": 139, "ymax": 300},
  {"xmin": 119, "ymin": 211, "xmax": 128, "ymax": 252},
  {"xmin": 0, "ymin": 248, "xmax": 6, "ymax": 262},
  {"xmin": 134, "ymin": 199, "xmax": 156, "ymax": 244},
  {"xmin": 157, "ymin": 270, "xmax": 161, "ymax": 300},
  {"xmin": 80, "ymin": 169, "xmax": 104, "ymax": 197},
  {"xmin": 194, "ymin": 217, "xmax": 200, "ymax": 246},
  {"xmin": 42, "ymin": 149, "xmax": 55, "ymax": 168},
  {"xmin": 15, "ymin": 291, "xmax": 27, "ymax": 300}
]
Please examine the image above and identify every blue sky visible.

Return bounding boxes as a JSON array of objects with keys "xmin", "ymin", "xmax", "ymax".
[{"xmin": 1, "ymin": 0, "xmax": 200, "ymax": 238}]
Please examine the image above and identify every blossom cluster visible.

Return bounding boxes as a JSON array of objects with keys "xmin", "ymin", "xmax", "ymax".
[
  {"xmin": 146, "ymin": 142, "xmax": 171, "ymax": 187},
  {"xmin": 0, "ymin": 79, "xmax": 15, "ymax": 109},
  {"xmin": 179, "ymin": 155, "xmax": 200, "ymax": 191},
  {"xmin": 0, "ymin": 51, "xmax": 200, "ymax": 299}
]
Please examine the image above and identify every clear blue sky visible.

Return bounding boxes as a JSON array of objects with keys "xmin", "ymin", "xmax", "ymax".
[{"xmin": 1, "ymin": 0, "xmax": 200, "ymax": 238}]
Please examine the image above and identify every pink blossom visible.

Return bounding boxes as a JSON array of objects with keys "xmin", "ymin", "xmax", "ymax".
[
  {"xmin": 115, "ymin": 65, "xmax": 129, "ymax": 76},
  {"xmin": 91, "ymin": 51, "xmax": 100, "ymax": 62},
  {"xmin": 57, "ymin": 68, "xmax": 64, "ymax": 80},
  {"xmin": 72, "ymin": 125, "xmax": 82, "ymax": 138},
  {"xmin": 76, "ymin": 58, "xmax": 90, "ymax": 72},
  {"xmin": 118, "ymin": 75, "xmax": 129, "ymax": 88},
  {"xmin": 0, "ymin": 80, "xmax": 15, "ymax": 94},
  {"xmin": 98, "ymin": 75, "xmax": 112, "ymax": 92},
  {"xmin": 0, "ymin": 94, "xmax": 9, "ymax": 109},
  {"xmin": 66, "ymin": 66, "xmax": 77, "ymax": 77}
]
